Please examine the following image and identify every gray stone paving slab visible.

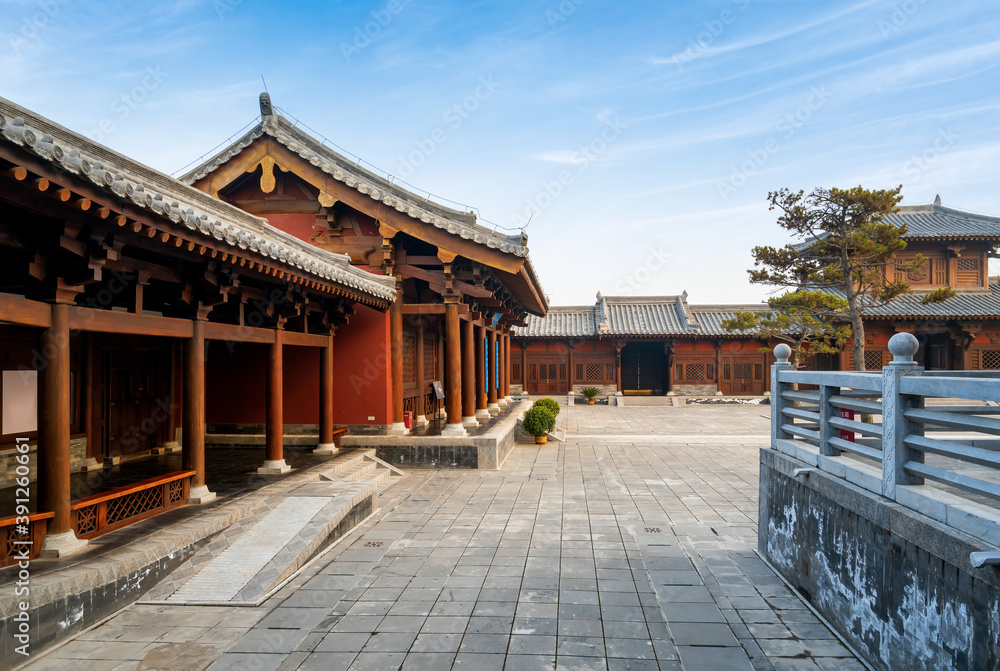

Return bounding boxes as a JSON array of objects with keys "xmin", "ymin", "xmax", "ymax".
[{"xmin": 24, "ymin": 406, "xmax": 867, "ymax": 671}]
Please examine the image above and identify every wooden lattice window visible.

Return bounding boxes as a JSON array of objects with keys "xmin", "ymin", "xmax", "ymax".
[
  {"xmin": 957, "ymin": 258, "xmax": 981, "ymax": 286},
  {"xmin": 706, "ymin": 363, "xmax": 715, "ymax": 381},
  {"xmin": 685, "ymin": 363, "xmax": 705, "ymax": 381},
  {"xmin": 528, "ymin": 364, "xmax": 537, "ymax": 382},
  {"xmin": 512, "ymin": 363, "xmax": 522, "ymax": 383},
  {"xmin": 864, "ymin": 350, "xmax": 883, "ymax": 371},
  {"xmin": 606, "ymin": 364, "xmax": 615, "ymax": 380},
  {"xmin": 402, "ymin": 335, "xmax": 416, "ymax": 385},
  {"xmin": 982, "ymin": 350, "xmax": 1000, "ymax": 370},
  {"xmin": 423, "ymin": 338, "xmax": 436, "ymax": 380},
  {"xmin": 754, "ymin": 363, "xmax": 763, "ymax": 381},
  {"xmin": 675, "ymin": 364, "xmax": 684, "ymax": 381},
  {"xmin": 559, "ymin": 364, "xmax": 567, "ymax": 381},
  {"xmin": 584, "ymin": 363, "xmax": 604, "ymax": 381}
]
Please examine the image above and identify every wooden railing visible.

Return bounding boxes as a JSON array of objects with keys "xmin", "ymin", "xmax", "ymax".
[
  {"xmin": 1, "ymin": 512, "xmax": 53, "ymax": 567},
  {"xmin": 70, "ymin": 470, "xmax": 195, "ymax": 539},
  {"xmin": 770, "ymin": 334, "xmax": 1000, "ymax": 563}
]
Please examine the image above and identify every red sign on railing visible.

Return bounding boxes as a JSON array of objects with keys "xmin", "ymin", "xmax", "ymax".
[{"xmin": 840, "ymin": 408, "xmax": 855, "ymax": 442}]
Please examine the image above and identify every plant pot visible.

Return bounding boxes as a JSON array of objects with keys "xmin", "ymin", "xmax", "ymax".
[
  {"xmin": 587, "ymin": 399, "xmax": 595, "ymax": 405},
  {"xmin": 535, "ymin": 434, "xmax": 548, "ymax": 445}
]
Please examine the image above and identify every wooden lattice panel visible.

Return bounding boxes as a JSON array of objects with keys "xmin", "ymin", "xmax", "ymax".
[
  {"xmin": 168, "ymin": 480, "xmax": 184, "ymax": 505},
  {"xmin": 585, "ymin": 363, "xmax": 604, "ymax": 381},
  {"xmin": 76, "ymin": 505, "xmax": 98, "ymax": 536},
  {"xmin": 106, "ymin": 486, "xmax": 163, "ymax": 527},
  {"xmin": 402, "ymin": 335, "xmax": 416, "ymax": 384},
  {"xmin": 958, "ymin": 258, "xmax": 981, "ymax": 285},
  {"xmin": 982, "ymin": 350, "xmax": 1000, "ymax": 370},
  {"xmin": 864, "ymin": 350, "xmax": 883, "ymax": 371},
  {"xmin": 685, "ymin": 363, "xmax": 705, "ymax": 381},
  {"xmin": 6, "ymin": 524, "xmax": 30, "ymax": 559},
  {"xmin": 423, "ymin": 338, "xmax": 436, "ymax": 380}
]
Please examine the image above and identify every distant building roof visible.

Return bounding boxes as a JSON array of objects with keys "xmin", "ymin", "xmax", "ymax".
[
  {"xmin": 514, "ymin": 292, "xmax": 772, "ymax": 338},
  {"xmin": 828, "ymin": 277, "xmax": 1000, "ymax": 320},
  {"xmin": 887, "ymin": 198, "xmax": 1000, "ymax": 240}
]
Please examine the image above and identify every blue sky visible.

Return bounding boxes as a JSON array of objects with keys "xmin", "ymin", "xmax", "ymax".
[{"xmin": 3, "ymin": 0, "xmax": 999, "ymax": 305}]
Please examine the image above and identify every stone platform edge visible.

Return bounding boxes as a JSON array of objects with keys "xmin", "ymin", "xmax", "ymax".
[{"xmin": 341, "ymin": 400, "xmax": 526, "ymax": 470}]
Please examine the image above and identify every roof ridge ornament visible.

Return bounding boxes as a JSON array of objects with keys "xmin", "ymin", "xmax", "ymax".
[
  {"xmin": 934, "ymin": 194, "xmax": 942, "ymax": 206},
  {"xmin": 260, "ymin": 92, "xmax": 274, "ymax": 120}
]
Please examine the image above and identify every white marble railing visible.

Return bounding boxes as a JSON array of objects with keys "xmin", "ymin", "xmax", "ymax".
[{"xmin": 770, "ymin": 334, "xmax": 1000, "ymax": 564}]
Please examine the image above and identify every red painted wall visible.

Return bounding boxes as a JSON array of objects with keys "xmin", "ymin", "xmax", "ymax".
[
  {"xmin": 332, "ymin": 304, "xmax": 392, "ymax": 428},
  {"xmin": 266, "ymin": 213, "xmax": 317, "ymax": 244},
  {"xmin": 205, "ymin": 342, "xmax": 321, "ymax": 424}
]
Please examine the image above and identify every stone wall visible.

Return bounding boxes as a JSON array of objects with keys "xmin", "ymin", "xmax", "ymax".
[
  {"xmin": 671, "ymin": 384, "xmax": 718, "ymax": 396},
  {"xmin": 571, "ymin": 384, "xmax": 616, "ymax": 396},
  {"xmin": 0, "ymin": 437, "xmax": 87, "ymax": 489},
  {"xmin": 759, "ymin": 448, "xmax": 1000, "ymax": 671}
]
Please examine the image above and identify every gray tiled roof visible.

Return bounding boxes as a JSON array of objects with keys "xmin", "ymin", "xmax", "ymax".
[
  {"xmin": 0, "ymin": 97, "xmax": 398, "ymax": 304},
  {"xmin": 886, "ymin": 203, "xmax": 1000, "ymax": 239},
  {"xmin": 792, "ymin": 199, "xmax": 1000, "ymax": 252},
  {"xmin": 517, "ymin": 306, "xmax": 599, "ymax": 338},
  {"xmin": 601, "ymin": 295, "xmax": 695, "ymax": 335},
  {"xmin": 180, "ymin": 99, "xmax": 530, "ymax": 259},
  {"xmin": 689, "ymin": 305, "xmax": 772, "ymax": 335},
  {"xmin": 826, "ymin": 277, "xmax": 1000, "ymax": 319},
  {"xmin": 514, "ymin": 294, "xmax": 772, "ymax": 338}
]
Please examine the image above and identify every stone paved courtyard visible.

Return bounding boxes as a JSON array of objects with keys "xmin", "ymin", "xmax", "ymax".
[{"xmin": 20, "ymin": 405, "xmax": 866, "ymax": 671}]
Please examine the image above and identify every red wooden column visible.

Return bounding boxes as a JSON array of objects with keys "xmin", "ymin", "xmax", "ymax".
[
  {"xmin": 615, "ymin": 343, "xmax": 624, "ymax": 393},
  {"xmin": 81, "ymin": 333, "xmax": 100, "ymax": 472},
  {"xmin": 415, "ymin": 318, "xmax": 427, "ymax": 426},
  {"xmin": 504, "ymin": 330, "xmax": 512, "ymax": 401},
  {"xmin": 315, "ymin": 332, "xmax": 338, "ymax": 455},
  {"xmin": 498, "ymin": 328, "xmax": 508, "ymax": 408},
  {"xmin": 38, "ymin": 303, "xmax": 88, "ymax": 558},
  {"xmin": 389, "ymin": 288, "xmax": 407, "ymax": 434},
  {"xmin": 487, "ymin": 327, "xmax": 500, "ymax": 415},
  {"xmin": 442, "ymin": 302, "xmax": 466, "ymax": 436},
  {"xmin": 260, "ymin": 328, "xmax": 291, "ymax": 473},
  {"xmin": 184, "ymin": 319, "xmax": 215, "ymax": 503},
  {"xmin": 475, "ymin": 321, "xmax": 489, "ymax": 420},
  {"xmin": 461, "ymin": 318, "xmax": 478, "ymax": 427}
]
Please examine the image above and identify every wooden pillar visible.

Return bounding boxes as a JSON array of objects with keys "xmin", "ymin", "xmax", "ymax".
[
  {"xmin": 81, "ymin": 334, "xmax": 100, "ymax": 471},
  {"xmin": 442, "ymin": 302, "xmax": 466, "ymax": 435},
  {"xmin": 461, "ymin": 318, "xmax": 478, "ymax": 426},
  {"xmin": 315, "ymin": 333, "xmax": 337, "ymax": 454},
  {"xmin": 260, "ymin": 329, "xmax": 290, "ymax": 473},
  {"xmin": 615, "ymin": 344, "xmax": 623, "ymax": 392},
  {"xmin": 415, "ymin": 318, "xmax": 426, "ymax": 425},
  {"xmin": 487, "ymin": 327, "xmax": 499, "ymax": 414},
  {"xmin": 568, "ymin": 339, "xmax": 575, "ymax": 395},
  {"xmin": 715, "ymin": 342, "xmax": 723, "ymax": 395},
  {"xmin": 184, "ymin": 319, "xmax": 215, "ymax": 503},
  {"xmin": 499, "ymin": 330, "xmax": 509, "ymax": 404},
  {"xmin": 476, "ymin": 322, "xmax": 489, "ymax": 419},
  {"xmin": 38, "ymin": 303, "xmax": 88, "ymax": 557},
  {"xmin": 504, "ymin": 331, "xmax": 512, "ymax": 399},
  {"xmin": 165, "ymin": 342, "xmax": 180, "ymax": 449},
  {"xmin": 390, "ymin": 288, "xmax": 406, "ymax": 434}
]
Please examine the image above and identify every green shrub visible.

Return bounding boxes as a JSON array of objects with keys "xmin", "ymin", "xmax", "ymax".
[
  {"xmin": 533, "ymin": 397, "xmax": 561, "ymax": 416},
  {"xmin": 581, "ymin": 387, "xmax": 600, "ymax": 399},
  {"xmin": 522, "ymin": 405, "xmax": 556, "ymax": 437}
]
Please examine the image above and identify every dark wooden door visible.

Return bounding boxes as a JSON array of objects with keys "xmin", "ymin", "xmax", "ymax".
[
  {"xmin": 527, "ymin": 357, "xmax": 569, "ymax": 394},
  {"xmin": 622, "ymin": 343, "xmax": 666, "ymax": 393},
  {"xmin": 106, "ymin": 349, "xmax": 166, "ymax": 458},
  {"xmin": 720, "ymin": 357, "xmax": 765, "ymax": 395}
]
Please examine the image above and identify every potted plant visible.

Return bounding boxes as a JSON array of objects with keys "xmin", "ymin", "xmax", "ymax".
[
  {"xmin": 532, "ymin": 397, "xmax": 560, "ymax": 417},
  {"xmin": 522, "ymin": 405, "xmax": 556, "ymax": 444},
  {"xmin": 581, "ymin": 387, "xmax": 600, "ymax": 405}
]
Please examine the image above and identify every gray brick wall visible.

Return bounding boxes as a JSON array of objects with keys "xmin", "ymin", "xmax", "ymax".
[{"xmin": 0, "ymin": 437, "xmax": 87, "ymax": 489}]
